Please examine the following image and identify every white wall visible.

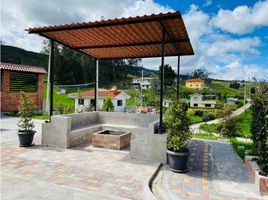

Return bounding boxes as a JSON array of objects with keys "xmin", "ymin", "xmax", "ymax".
[{"xmin": 75, "ymin": 96, "xmax": 127, "ymax": 112}]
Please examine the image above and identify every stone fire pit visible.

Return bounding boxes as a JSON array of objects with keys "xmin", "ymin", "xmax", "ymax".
[{"xmin": 92, "ymin": 130, "xmax": 131, "ymax": 150}]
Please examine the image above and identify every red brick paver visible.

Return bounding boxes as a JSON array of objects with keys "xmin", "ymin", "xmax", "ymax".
[{"xmin": 1, "ymin": 136, "xmax": 157, "ymax": 200}]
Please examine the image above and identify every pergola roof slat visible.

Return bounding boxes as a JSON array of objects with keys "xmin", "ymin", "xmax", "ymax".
[{"xmin": 27, "ymin": 11, "xmax": 194, "ymax": 59}]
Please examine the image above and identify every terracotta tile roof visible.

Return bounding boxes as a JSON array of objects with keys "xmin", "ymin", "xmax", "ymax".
[
  {"xmin": 27, "ymin": 12, "xmax": 194, "ymax": 59},
  {"xmin": 0, "ymin": 62, "xmax": 47, "ymax": 74},
  {"xmin": 185, "ymin": 78, "xmax": 204, "ymax": 82},
  {"xmin": 77, "ymin": 89, "xmax": 121, "ymax": 98}
]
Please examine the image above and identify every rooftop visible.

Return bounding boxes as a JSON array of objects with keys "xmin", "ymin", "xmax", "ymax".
[
  {"xmin": 185, "ymin": 78, "xmax": 204, "ymax": 82},
  {"xmin": 0, "ymin": 62, "xmax": 47, "ymax": 74},
  {"xmin": 27, "ymin": 11, "xmax": 194, "ymax": 59}
]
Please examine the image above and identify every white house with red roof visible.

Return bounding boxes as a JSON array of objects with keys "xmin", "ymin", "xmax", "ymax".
[{"xmin": 73, "ymin": 86, "xmax": 130, "ymax": 112}]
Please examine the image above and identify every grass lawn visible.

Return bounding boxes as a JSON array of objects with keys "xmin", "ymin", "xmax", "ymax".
[
  {"xmin": 237, "ymin": 109, "xmax": 252, "ymax": 138},
  {"xmin": 230, "ymin": 138, "xmax": 256, "ymax": 160},
  {"xmin": 199, "ymin": 108, "xmax": 252, "ymax": 138},
  {"xmin": 189, "ymin": 115, "xmax": 203, "ymax": 124},
  {"xmin": 199, "ymin": 124, "xmax": 219, "ymax": 133},
  {"xmin": 33, "ymin": 115, "xmax": 50, "ymax": 120}
]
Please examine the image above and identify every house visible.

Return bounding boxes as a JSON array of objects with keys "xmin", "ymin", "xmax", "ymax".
[
  {"xmin": 56, "ymin": 88, "xmax": 66, "ymax": 94},
  {"xmin": 73, "ymin": 86, "xmax": 130, "ymax": 112},
  {"xmin": 190, "ymin": 94, "xmax": 217, "ymax": 108},
  {"xmin": 227, "ymin": 97, "xmax": 239, "ymax": 105},
  {"xmin": 0, "ymin": 62, "xmax": 46, "ymax": 112},
  {"xmin": 185, "ymin": 78, "xmax": 205, "ymax": 89},
  {"xmin": 132, "ymin": 77, "xmax": 155, "ymax": 89},
  {"xmin": 163, "ymin": 100, "xmax": 172, "ymax": 107}
]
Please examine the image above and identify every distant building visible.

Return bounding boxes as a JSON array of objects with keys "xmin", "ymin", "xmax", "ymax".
[
  {"xmin": 227, "ymin": 97, "xmax": 239, "ymax": 105},
  {"xmin": 185, "ymin": 78, "xmax": 205, "ymax": 89},
  {"xmin": 0, "ymin": 62, "xmax": 46, "ymax": 112},
  {"xmin": 163, "ymin": 100, "xmax": 172, "ymax": 107},
  {"xmin": 132, "ymin": 77, "xmax": 157, "ymax": 89},
  {"xmin": 190, "ymin": 94, "xmax": 217, "ymax": 108},
  {"xmin": 73, "ymin": 86, "xmax": 130, "ymax": 113}
]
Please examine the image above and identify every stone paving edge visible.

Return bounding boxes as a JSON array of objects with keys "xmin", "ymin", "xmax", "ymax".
[{"xmin": 143, "ymin": 163, "xmax": 163, "ymax": 200}]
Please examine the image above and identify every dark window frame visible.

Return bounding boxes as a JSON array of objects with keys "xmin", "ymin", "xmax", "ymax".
[
  {"xmin": 78, "ymin": 98, "xmax": 84, "ymax": 105},
  {"xmin": 117, "ymin": 99, "xmax": 123, "ymax": 106},
  {"xmin": 9, "ymin": 71, "xmax": 38, "ymax": 93}
]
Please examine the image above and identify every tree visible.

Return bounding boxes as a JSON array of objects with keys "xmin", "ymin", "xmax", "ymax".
[
  {"xmin": 229, "ymin": 82, "xmax": 240, "ymax": 90},
  {"xmin": 158, "ymin": 64, "xmax": 176, "ymax": 88},
  {"xmin": 251, "ymin": 80, "xmax": 268, "ymax": 175},
  {"xmin": 191, "ymin": 69, "xmax": 210, "ymax": 82},
  {"xmin": 102, "ymin": 97, "xmax": 114, "ymax": 112},
  {"xmin": 250, "ymin": 87, "xmax": 256, "ymax": 95},
  {"xmin": 221, "ymin": 116, "xmax": 240, "ymax": 137}
]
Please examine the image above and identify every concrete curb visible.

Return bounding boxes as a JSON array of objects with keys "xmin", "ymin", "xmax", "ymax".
[{"xmin": 143, "ymin": 163, "xmax": 163, "ymax": 200}]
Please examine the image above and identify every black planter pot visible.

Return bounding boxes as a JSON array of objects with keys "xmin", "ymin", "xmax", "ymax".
[
  {"xmin": 167, "ymin": 150, "xmax": 190, "ymax": 173},
  {"xmin": 18, "ymin": 130, "xmax": 36, "ymax": 147}
]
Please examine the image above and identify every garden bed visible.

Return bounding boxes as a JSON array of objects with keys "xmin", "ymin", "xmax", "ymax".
[{"xmin": 245, "ymin": 156, "xmax": 268, "ymax": 196}]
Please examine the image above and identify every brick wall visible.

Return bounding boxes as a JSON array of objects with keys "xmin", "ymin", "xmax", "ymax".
[{"xmin": 0, "ymin": 70, "xmax": 44, "ymax": 112}]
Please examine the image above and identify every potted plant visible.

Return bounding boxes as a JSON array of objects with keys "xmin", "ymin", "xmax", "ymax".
[
  {"xmin": 17, "ymin": 92, "xmax": 36, "ymax": 147},
  {"xmin": 164, "ymin": 101, "xmax": 192, "ymax": 173}
]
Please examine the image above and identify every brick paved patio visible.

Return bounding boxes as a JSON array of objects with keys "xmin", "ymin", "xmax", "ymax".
[
  {"xmin": 153, "ymin": 140, "xmax": 265, "ymax": 200},
  {"xmin": 1, "ymin": 124, "xmax": 157, "ymax": 200}
]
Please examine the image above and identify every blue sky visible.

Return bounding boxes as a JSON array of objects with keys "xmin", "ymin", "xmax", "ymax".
[{"xmin": 1, "ymin": 0, "xmax": 268, "ymax": 80}]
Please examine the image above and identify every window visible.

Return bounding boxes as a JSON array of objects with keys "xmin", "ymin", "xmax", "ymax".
[
  {"xmin": 196, "ymin": 85, "xmax": 199, "ymax": 87},
  {"xmin": 205, "ymin": 104, "xmax": 211, "ymax": 108},
  {"xmin": 90, "ymin": 99, "xmax": 95, "ymax": 106},
  {"xmin": 10, "ymin": 71, "xmax": 37, "ymax": 92},
  {"xmin": 193, "ymin": 103, "xmax": 198, "ymax": 107},
  {"xmin": 78, "ymin": 99, "xmax": 84, "ymax": 105},
  {"xmin": 117, "ymin": 100, "xmax": 123, "ymax": 106}
]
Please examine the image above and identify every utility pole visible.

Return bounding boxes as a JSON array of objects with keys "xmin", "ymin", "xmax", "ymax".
[
  {"xmin": 141, "ymin": 69, "xmax": 143, "ymax": 107},
  {"xmin": 244, "ymin": 82, "xmax": 246, "ymax": 106}
]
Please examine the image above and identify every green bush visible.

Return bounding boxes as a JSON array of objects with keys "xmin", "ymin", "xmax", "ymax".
[
  {"xmin": 251, "ymin": 81, "xmax": 268, "ymax": 175},
  {"xmin": 17, "ymin": 92, "xmax": 36, "ymax": 132},
  {"xmin": 202, "ymin": 112, "xmax": 215, "ymax": 121},
  {"xmin": 164, "ymin": 101, "xmax": 192, "ymax": 152},
  {"xmin": 102, "ymin": 96, "xmax": 114, "ymax": 112},
  {"xmin": 194, "ymin": 110, "xmax": 204, "ymax": 117},
  {"xmin": 221, "ymin": 116, "xmax": 240, "ymax": 137}
]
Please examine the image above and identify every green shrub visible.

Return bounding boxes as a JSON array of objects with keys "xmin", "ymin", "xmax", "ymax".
[
  {"xmin": 164, "ymin": 101, "xmax": 192, "ymax": 152},
  {"xmin": 102, "ymin": 96, "xmax": 114, "ymax": 112},
  {"xmin": 56, "ymin": 102, "xmax": 64, "ymax": 114},
  {"xmin": 202, "ymin": 112, "xmax": 215, "ymax": 121},
  {"xmin": 17, "ymin": 92, "xmax": 36, "ymax": 132},
  {"xmin": 221, "ymin": 116, "xmax": 240, "ymax": 137},
  {"xmin": 251, "ymin": 80, "xmax": 268, "ymax": 175},
  {"xmin": 194, "ymin": 110, "xmax": 204, "ymax": 117},
  {"xmin": 186, "ymin": 108, "xmax": 195, "ymax": 116}
]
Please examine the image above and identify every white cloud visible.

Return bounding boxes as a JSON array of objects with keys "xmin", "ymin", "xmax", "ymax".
[
  {"xmin": 1, "ymin": 0, "xmax": 267, "ymax": 80},
  {"xmin": 211, "ymin": 0, "xmax": 268, "ymax": 34},
  {"xmin": 203, "ymin": 0, "xmax": 212, "ymax": 7},
  {"xmin": 209, "ymin": 61, "xmax": 268, "ymax": 80}
]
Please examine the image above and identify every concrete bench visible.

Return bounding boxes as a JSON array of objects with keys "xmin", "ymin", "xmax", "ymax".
[{"xmin": 42, "ymin": 111, "xmax": 167, "ymax": 162}]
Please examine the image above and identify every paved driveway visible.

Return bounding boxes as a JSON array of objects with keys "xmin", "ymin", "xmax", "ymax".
[{"xmin": 1, "ymin": 116, "xmax": 157, "ymax": 200}]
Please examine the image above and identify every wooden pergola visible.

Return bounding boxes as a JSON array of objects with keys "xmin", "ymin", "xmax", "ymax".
[{"xmin": 27, "ymin": 11, "xmax": 194, "ymax": 132}]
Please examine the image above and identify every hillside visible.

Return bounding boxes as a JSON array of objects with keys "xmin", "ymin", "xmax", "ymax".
[
  {"xmin": 0, "ymin": 44, "xmax": 156, "ymax": 86},
  {"xmin": 1, "ymin": 45, "xmax": 48, "ymax": 68}
]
